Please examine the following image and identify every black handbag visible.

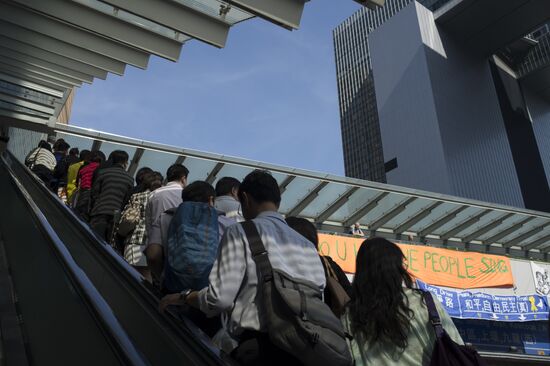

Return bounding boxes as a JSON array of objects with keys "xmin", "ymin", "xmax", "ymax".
[{"xmin": 424, "ymin": 291, "xmax": 487, "ymax": 366}]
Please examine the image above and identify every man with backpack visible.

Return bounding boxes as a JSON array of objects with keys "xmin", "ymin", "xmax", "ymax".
[
  {"xmin": 163, "ymin": 181, "xmax": 235, "ymax": 294},
  {"xmin": 160, "ymin": 181, "xmax": 235, "ymax": 336},
  {"xmin": 161, "ymin": 170, "xmax": 351, "ymax": 366},
  {"xmin": 144, "ymin": 163, "xmax": 189, "ymax": 281}
]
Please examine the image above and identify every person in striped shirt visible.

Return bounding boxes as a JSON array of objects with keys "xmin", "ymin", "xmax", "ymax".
[
  {"xmin": 89, "ymin": 150, "xmax": 134, "ymax": 242},
  {"xmin": 25, "ymin": 140, "xmax": 57, "ymax": 188}
]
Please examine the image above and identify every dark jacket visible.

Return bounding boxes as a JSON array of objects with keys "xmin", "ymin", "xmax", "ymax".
[{"xmin": 90, "ymin": 165, "xmax": 134, "ymax": 217}]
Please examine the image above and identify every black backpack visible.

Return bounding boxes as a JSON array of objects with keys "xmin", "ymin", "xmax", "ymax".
[
  {"xmin": 424, "ymin": 291, "xmax": 487, "ymax": 366},
  {"xmin": 241, "ymin": 221, "xmax": 353, "ymax": 366}
]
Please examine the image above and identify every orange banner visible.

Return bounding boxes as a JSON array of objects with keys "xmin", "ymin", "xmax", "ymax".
[{"xmin": 318, "ymin": 234, "xmax": 513, "ymax": 289}]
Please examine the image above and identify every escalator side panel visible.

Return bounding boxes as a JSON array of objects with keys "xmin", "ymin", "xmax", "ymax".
[
  {"xmin": 0, "ymin": 164, "xmax": 124, "ymax": 366},
  {"xmin": 3, "ymin": 151, "xmax": 230, "ymax": 366}
]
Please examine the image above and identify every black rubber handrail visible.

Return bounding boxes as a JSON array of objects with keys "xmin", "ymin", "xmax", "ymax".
[
  {"xmin": 2, "ymin": 150, "xmax": 234, "ymax": 366},
  {"xmin": 2, "ymin": 151, "xmax": 148, "ymax": 366}
]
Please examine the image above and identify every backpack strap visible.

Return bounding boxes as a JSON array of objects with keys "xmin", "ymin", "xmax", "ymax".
[
  {"xmin": 241, "ymin": 221, "xmax": 273, "ymax": 282},
  {"xmin": 423, "ymin": 291, "xmax": 444, "ymax": 338}
]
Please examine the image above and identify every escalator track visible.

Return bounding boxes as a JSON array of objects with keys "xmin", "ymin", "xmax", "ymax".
[
  {"xmin": 0, "ymin": 154, "xmax": 146, "ymax": 366},
  {"xmin": 1, "ymin": 150, "xmax": 231, "ymax": 366}
]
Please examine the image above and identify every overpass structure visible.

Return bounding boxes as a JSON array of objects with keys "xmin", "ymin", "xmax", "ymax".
[
  {"xmin": 8, "ymin": 122, "xmax": 550, "ymax": 263},
  {"xmin": 0, "ymin": 0, "xmax": 307, "ymax": 131}
]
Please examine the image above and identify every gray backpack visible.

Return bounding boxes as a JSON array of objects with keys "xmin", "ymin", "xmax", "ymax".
[{"xmin": 241, "ymin": 221, "xmax": 353, "ymax": 366}]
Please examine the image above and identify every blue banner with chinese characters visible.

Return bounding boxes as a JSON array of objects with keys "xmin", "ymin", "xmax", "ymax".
[
  {"xmin": 454, "ymin": 319, "xmax": 550, "ymax": 356},
  {"xmin": 417, "ymin": 280, "xmax": 549, "ymax": 322}
]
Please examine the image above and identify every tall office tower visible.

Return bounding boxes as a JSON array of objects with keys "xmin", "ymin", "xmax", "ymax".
[
  {"xmin": 334, "ymin": 0, "xmax": 550, "ymax": 211},
  {"xmin": 334, "ymin": 0, "xmax": 443, "ymax": 182}
]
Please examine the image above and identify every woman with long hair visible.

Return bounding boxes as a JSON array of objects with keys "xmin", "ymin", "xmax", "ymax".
[{"xmin": 343, "ymin": 237, "xmax": 463, "ymax": 365}]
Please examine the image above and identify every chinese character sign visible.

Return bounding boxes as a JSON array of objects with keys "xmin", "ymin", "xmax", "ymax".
[{"xmin": 417, "ymin": 280, "xmax": 549, "ymax": 322}]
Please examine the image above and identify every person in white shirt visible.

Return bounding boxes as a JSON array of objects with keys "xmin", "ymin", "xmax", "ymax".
[
  {"xmin": 160, "ymin": 170, "xmax": 325, "ymax": 365},
  {"xmin": 144, "ymin": 163, "xmax": 188, "ymax": 280},
  {"xmin": 214, "ymin": 176, "xmax": 244, "ymax": 221},
  {"xmin": 350, "ymin": 222, "xmax": 365, "ymax": 236}
]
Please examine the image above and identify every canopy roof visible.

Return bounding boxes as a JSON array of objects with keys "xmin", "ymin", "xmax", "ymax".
[
  {"xmin": 0, "ymin": 0, "xmax": 306, "ymax": 127},
  {"xmin": 53, "ymin": 123, "xmax": 550, "ymax": 261}
]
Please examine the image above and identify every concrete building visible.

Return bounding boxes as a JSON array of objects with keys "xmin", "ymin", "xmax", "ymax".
[{"xmin": 334, "ymin": 0, "xmax": 550, "ymax": 212}]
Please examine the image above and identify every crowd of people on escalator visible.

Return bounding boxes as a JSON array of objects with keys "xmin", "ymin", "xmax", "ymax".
[{"xmin": 25, "ymin": 140, "xmax": 470, "ymax": 366}]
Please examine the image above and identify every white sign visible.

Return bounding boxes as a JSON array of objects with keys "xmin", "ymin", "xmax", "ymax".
[{"xmin": 531, "ymin": 262, "xmax": 550, "ymax": 296}]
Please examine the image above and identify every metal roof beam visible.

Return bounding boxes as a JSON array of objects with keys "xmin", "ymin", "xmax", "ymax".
[
  {"xmin": 206, "ymin": 162, "xmax": 225, "ymax": 184},
  {"xmin": 90, "ymin": 140, "xmax": 103, "ymax": 152},
  {"xmin": 174, "ymin": 156, "xmax": 187, "ymax": 165},
  {"xmin": 314, "ymin": 186, "xmax": 359, "ymax": 224},
  {"xmin": 0, "ymin": 93, "xmax": 55, "ymax": 115},
  {"xmin": 0, "ymin": 82, "xmax": 59, "ymax": 108},
  {"xmin": 0, "ymin": 58, "xmax": 84, "ymax": 87},
  {"xmin": 100, "ymin": 0, "xmax": 230, "ymax": 48},
  {"xmin": 523, "ymin": 234, "xmax": 550, "ymax": 252},
  {"xmin": 393, "ymin": 201, "xmax": 443, "ymax": 234},
  {"xmin": 439, "ymin": 209, "xmax": 491, "ymax": 241},
  {"xmin": 286, "ymin": 181, "xmax": 329, "ymax": 217},
  {"xmin": 483, "ymin": 217, "xmax": 535, "ymax": 245},
  {"xmin": 418, "ymin": 206, "xmax": 468, "ymax": 238},
  {"xmin": 343, "ymin": 192, "xmax": 389, "ymax": 228},
  {"xmin": 13, "ymin": 0, "xmax": 182, "ymax": 61},
  {"xmin": 0, "ymin": 22, "xmax": 125, "ymax": 75},
  {"xmin": 0, "ymin": 64, "xmax": 75, "ymax": 90},
  {"xmin": 0, "ymin": 48, "xmax": 94, "ymax": 83},
  {"xmin": 461, "ymin": 213, "xmax": 515, "ymax": 244},
  {"xmin": 0, "ymin": 3, "xmax": 149, "ymax": 69},
  {"xmin": 0, "ymin": 109, "xmax": 49, "ymax": 125},
  {"xmin": 0, "ymin": 73, "xmax": 63, "ymax": 98},
  {"xmin": 279, "ymin": 175, "xmax": 296, "ymax": 195},
  {"xmin": 368, "ymin": 196, "xmax": 417, "ymax": 231},
  {"xmin": 226, "ymin": 0, "xmax": 306, "ymax": 30},
  {"xmin": 0, "ymin": 36, "xmax": 108, "ymax": 80},
  {"xmin": 502, "ymin": 225, "xmax": 548, "ymax": 249},
  {"xmin": 127, "ymin": 148, "xmax": 145, "ymax": 177},
  {"xmin": 541, "ymin": 243, "xmax": 550, "ymax": 254}
]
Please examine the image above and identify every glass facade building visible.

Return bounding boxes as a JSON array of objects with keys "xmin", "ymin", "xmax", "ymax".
[{"xmin": 333, "ymin": 0, "xmax": 446, "ymax": 182}]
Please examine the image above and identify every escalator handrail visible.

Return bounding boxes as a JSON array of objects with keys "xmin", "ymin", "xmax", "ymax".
[
  {"xmin": 1, "ymin": 152, "xmax": 149, "ymax": 366},
  {"xmin": 3, "ymin": 150, "xmax": 232, "ymax": 365}
]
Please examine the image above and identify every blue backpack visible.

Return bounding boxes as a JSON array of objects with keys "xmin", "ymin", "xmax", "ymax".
[{"xmin": 164, "ymin": 201, "xmax": 219, "ymax": 293}]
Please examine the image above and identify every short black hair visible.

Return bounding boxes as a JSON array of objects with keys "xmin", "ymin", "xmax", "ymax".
[
  {"xmin": 142, "ymin": 171, "xmax": 163, "ymax": 191},
  {"xmin": 69, "ymin": 147, "xmax": 79, "ymax": 156},
  {"xmin": 135, "ymin": 167, "xmax": 153, "ymax": 185},
  {"xmin": 80, "ymin": 149, "xmax": 91, "ymax": 161},
  {"xmin": 55, "ymin": 140, "xmax": 70, "ymax": 152},
  {"xmin": 181, "ymin": 181, "xmax": 215, "ymax": 203},
  {"xmin": 215, "ymin": 177, "xmax": 240, "ymax": 197},
  {"xmin": 166, "ymin": 163, "xmax": 189, "ymax": 182},
  {"xmin": 238, "ymin": 170, "xmax": 281, "ymax": 207},
  {"xmin": 110, "ymin": 150, "xmax": 129, "ymax": 165},
  {"xmin": 38, "ymin": 140, "xmax": 52, "ymax": 151},
  {"xmin": 91, "ymin": 150, "xmax": 106, "ymax": 163},
  {"xmin": 285, "ymin": 217, "xmax": 318, "ymax": 249}
]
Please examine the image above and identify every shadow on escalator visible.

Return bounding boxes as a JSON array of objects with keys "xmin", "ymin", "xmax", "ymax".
[{"xmin": 1, "ymin": 149, "xmax": 236, "ymax": 366}]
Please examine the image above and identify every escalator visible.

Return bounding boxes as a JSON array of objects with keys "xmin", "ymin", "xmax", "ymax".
[
  {"xmin": 0, "ymin": 154, "xmax": 145, "ymax": 365},
  {"xmin": 0, "ymin": 150, "xmax": 232, "ymax": 366}
]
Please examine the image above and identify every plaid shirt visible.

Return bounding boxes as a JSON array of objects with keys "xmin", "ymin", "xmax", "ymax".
[{"xmin": 124, "ymin": 191, "xmax": 150, "ymax": 247}]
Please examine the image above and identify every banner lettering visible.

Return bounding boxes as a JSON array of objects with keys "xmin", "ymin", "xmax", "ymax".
[{"xmin": 318, "ymin": 234, "xmax": 514, "ymax": 289}]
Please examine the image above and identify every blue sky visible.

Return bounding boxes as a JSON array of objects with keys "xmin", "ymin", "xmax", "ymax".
[{"xmin": 70, "ymin": 0, "xmax": 361, "ymax": 176}]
